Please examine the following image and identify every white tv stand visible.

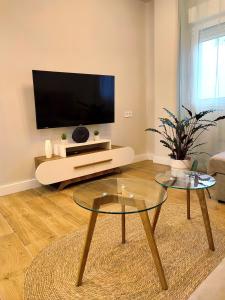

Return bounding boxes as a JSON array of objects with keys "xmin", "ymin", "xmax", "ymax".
[{"xmin": 35, "ymin": 140, "xmax": 134, "ymax": 190}]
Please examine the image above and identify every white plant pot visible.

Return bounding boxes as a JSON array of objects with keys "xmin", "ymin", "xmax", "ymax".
[
  {"xmin": 170, "ymin": 159, "xmax": 191, "ymax": 176},
  {"xmin": 94, "ymin": 135, "xmax": 100, "ymax": 141},
  {"xmin": 45, "ymin": 140, "xmax": 53, "ymax": 159}
]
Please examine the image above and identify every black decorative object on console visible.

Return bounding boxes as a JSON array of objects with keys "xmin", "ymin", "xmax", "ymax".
[{"xmin": 72, "ymin": 126, "xmax": 89, "ymax": 143}]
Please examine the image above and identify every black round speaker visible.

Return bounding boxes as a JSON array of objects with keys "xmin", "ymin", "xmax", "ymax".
[{"xmin": 72, "ymin": 126, "xmax": 89, "ymax": 143}]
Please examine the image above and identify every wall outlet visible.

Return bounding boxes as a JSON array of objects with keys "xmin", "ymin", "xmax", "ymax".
[{"xmin": 124, "ymin": 111, "xmax": 133, "ymax": 118}]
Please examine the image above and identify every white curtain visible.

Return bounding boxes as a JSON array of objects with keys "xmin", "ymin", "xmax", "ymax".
[{"xmin": 179, "ymin": 0, "xmax": 225, "ymax": 169}]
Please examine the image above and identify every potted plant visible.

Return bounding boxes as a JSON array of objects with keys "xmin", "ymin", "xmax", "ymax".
[
  {"xmin": 93, "ymin": 130, "xmax": 100, "ymax": 141},
  {"xmin": 146, "ymin": 106, "xmax": 225, "ymax": 173},
  {"xmin": 61, "ymin": 133, "xmax": 68, "ymax": 144}
]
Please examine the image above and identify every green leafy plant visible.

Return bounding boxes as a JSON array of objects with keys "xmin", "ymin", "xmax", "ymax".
[
  {"xmin": 94, "ymin": 130, "xmax": 99, "ymax": 136},
  {"xmin": 61, "ymin": 133, "xmax": 67, "ymax": 140},
  {"xmin": 145, "ymin": 106, "xmax": 225, "ymax": 160}
]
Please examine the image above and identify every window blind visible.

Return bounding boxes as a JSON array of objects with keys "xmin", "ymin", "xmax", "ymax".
[{"xmin": 199, "ymin": 22, "xmax": 225, "ymax": 42}]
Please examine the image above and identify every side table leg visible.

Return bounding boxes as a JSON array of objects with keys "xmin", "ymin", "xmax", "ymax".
[
  {"xmin": 152, "ymin": 187, "xmax": 167, "ymax": 232},
  {"xmin": 122, "ymin": 204, "xmax": 126, "ymax": 244},
  {"xmin": 76, "ymin": 211, "xmax": 98, "ymax": 286},
  {"xmin": 152, "ymin": 205, "xmax": 162, "ymax": 233},
  {"xmin": 139, "ymin": 210, "xmax": 168, "ymax": 290},
  {"xmin": 196, "ymin": 189, "xmax": 215, "ymax": 251},
  {"xmin": 187, "ymin": 190, "xmax": 191, "ymax": 220}
]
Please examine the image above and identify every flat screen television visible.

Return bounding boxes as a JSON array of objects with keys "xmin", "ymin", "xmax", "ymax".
[{"xmin": 32, "ymin": 70, "xmax": 115, "ymax": 129}]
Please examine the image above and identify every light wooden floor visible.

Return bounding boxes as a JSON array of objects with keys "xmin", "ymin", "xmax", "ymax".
[{"xmin": 0, "ymin": 160, "xmax": 225, "ymax": 300}]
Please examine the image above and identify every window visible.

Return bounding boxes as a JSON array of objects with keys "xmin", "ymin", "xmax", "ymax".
[{"xmin": 198, "ymin": 23, "xmax": 225, "ymax": 100}]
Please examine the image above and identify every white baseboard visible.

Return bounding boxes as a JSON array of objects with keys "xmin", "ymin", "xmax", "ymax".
[
  {"xmin": 133, "ymin": 153, "xmax": 170, "ymax": 166},
  {"xmin": 133, "ymin": 153, "xmax": 153, "ymax": 163},
  {"xmin": 153, "ymin": 155, "xmax": 170, "ymax": 166},
  {"xmin": 0, "ymin": 179, "xmax": 41, "ymax": 197}
]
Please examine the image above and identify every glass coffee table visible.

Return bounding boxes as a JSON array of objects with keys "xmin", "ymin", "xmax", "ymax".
[
  {"xmin": 73, "ymin": 178, "xmax": 168, "ymax": 290},
  {"xmin": 155, "ymin": 170, "xmax": 216, "ymax": 251}
]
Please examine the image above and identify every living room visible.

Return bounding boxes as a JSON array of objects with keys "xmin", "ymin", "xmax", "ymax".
[{"xmin": 1, "ymin": 0, "xmax": 225, "ymax": 299}]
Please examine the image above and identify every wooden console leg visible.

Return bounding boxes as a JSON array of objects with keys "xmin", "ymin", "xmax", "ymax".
[
  {"xmin": 187, "ymin": 190, "xmax": 191, "ymax": 220},
  {"xmin": 58, "ymin": 179, "xmax": 74, "ymax": 190},
  {"xmin": 122, "ymin": 204, "xmax": 126, "ymax": 244},
  {"xmin": 76, "ymin": 211, "xmax": 98, "ymax": 286},
  {"xmin": 139, "ymin": 210, "xmax": 168, "ymax": 290},
  {"xmin": 196, "ymin": 189, "xmax": 215, "ymax": 251}
]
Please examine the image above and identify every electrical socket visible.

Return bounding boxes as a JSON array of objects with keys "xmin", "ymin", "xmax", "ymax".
[{"xmin": 124, "ymin": 111, "xmax": 133, "ymax": 118}]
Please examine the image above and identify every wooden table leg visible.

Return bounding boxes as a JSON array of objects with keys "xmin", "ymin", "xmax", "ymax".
[
  {"xmin": 196, "ymin": 189, "xmax": 215, "ymax": 251},
  {"xmin": 187, "ymin": 190, "xmax": 191, "ymax": 220},
  {"xmin": 76, "ymin": 211, "xmax": 98, "ymax": 286},
  {"xmin": 122, "ymin": 204, "xmax": 126, "ymax": 244},
  {"xmin": 152, "ymin": 205, "xmax": 162, "ymax": 233},
  {"xmin": 152, "ymin": 187, "xmax": 167, "ymax": 233},
  {"xmin": 139, "ymin": 210, "xmax": 168, "ymax": 290}
]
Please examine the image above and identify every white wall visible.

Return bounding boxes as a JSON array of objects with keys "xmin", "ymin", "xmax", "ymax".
[
  {"xmin": 0, "ymin": 0, "xmax": 179, "ymax": 194},
  {"xmin": 153, "ymin": 0, "xmax": 179, "ymax": 164},
  {"xmin": 0, "ymin": 0, "xmax": 150, "ymax": 192},
  {"xmin": 145, "ymin": 0, "xmax": 155, "ymax": 156}
]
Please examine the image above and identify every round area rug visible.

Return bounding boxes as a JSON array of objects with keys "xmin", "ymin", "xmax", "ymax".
[{"xmin": 24, "ymin": 202, "xmax": 225, "ymax": 300}]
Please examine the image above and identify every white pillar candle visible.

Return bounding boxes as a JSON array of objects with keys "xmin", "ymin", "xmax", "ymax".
[{"xmin": 45, "ymin": 140, "xmax": 52, "ymax": 158}]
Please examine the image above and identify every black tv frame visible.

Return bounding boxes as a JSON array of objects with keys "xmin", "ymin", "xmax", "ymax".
[{"xmin": 32, "ymin": 70, "xmax": 115, "ymax": 129}]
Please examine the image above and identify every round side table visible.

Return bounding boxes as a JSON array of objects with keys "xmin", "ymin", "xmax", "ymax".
[
  {"xmin": 155, "ymin": 170, "xmax": 216, "ymax": 251},
  {"xmin": 73, "ymin": 178, "xmax": 168, "ymax": 290}
]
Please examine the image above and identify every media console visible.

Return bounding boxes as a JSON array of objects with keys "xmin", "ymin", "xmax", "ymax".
[{"xmin": 35, "ymin": 140, "xmax": 134, "ymax": 190}]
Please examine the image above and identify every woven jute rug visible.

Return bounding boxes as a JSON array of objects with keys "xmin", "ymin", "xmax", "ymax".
[{"xmin": 24, "ymin": 201, "xmax": 225, "ymax": 300}]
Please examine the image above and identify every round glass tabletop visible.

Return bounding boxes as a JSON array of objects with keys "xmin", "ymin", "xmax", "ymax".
[
  {"xmin": 155, "ymin": 170, "xmax": 216, "ymax": 190},
  {"xmin": 73, "ymin": 178, "xmax": 167, "ymax": 214}
]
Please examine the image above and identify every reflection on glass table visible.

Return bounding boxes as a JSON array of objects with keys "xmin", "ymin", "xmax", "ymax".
[{"xmin": 74, "ymin": 178, "xmax": 167, "ymax": 214}]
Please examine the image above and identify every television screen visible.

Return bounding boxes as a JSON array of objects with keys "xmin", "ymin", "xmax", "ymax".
[{"xmin": 32, "ymin": 70, "xmax": 115, "ymax": 129}]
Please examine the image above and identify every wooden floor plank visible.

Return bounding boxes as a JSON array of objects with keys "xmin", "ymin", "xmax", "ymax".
[
  {"xmin": 42, "ymin": 191, "xmax": 90, "ymax": 223},
  {"xmin": 0, "ymin": 212, "xmax": 12, "ymax": 237},
  {"xmin": 20, "ymin": 191, "xmax": 82, "ymax": 235},
  {"xmin": 0, "ymin": 234, "xmax": 31, "ymax": 280},
  {"xmin": 0, "ymin": 274, "xmax": 24, "ymax": 300},
  {"xmin": 25, "ymin": 236, "xmax": 58, "ymax": 258},
  {"xmin": 0, "ymin": 206, "xmax": 55, "ymax": 246}
]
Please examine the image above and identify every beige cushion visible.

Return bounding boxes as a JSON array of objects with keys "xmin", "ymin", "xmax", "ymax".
[
  {"xmin": 208, "ymin": 152, "xmax": 225, "ymax": 175},
  {"xmin": 208, "ymin": 152, "xmax": 225, "ymax": 201},
  {"xmin": 188, "ymin": 258, "xmax": 225, "ymax": 300}
]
